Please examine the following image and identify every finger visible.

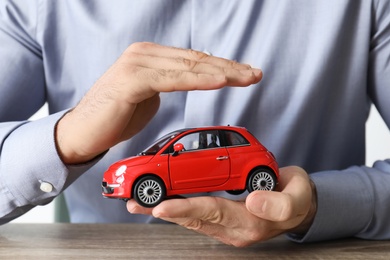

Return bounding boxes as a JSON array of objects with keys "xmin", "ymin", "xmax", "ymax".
[
  {"xmin": 152, "ymin": 197, "xmax": 251, "ymax": 247},
  {"xmin": 153, "ymin": 197, "xmax": 278, "ymax": 247},
  {"xmin": 136, "ymin": 67, "xmax": 260, "ymax": 91},
  {"xmin": 246, "ymin": 191, "xmax": 296, "ymax": 222},
  {"xmin": 126, "ymin": 199, "xmax": 154, "ymax": 215},
  {"xmin": 123, "ymin": 52, "xmax": 262, "ymax": 86},
  {"xmin": 126, "ymin": 42, "xmax": 253, "ymax": 70},
  {"xmin": 114, "ymin": 65, "xmax": 228, "ymax": 104},
  {"xmin": 135, "ymin": 67, "xmax": 229, "ymax": 91},
  {"xmin": 153, "ymin": 197, "xmax": 219, "ymax": 220},
  {"xmin": 153, "ymin": 197, "xmax": 242, "ymax": 226}
]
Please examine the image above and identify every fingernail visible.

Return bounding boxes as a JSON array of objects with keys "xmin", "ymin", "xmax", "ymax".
[
  {"xmin": 247, "ymin": 192, "xmax": 267, "ymax": 215},
  {"xmin": 254, "ymin": 199, "xmax": 267, "ymax": 214},
  {"xmin": 252, "ymin": 68, "xmax": 262, "ymax": 77}
]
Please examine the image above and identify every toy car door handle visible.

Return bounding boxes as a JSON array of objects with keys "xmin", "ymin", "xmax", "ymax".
[{"xmin": 216, "ymin": 156, "xmax": 229, "ymax": 160}]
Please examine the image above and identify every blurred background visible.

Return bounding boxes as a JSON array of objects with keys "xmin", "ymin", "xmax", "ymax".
[{"xmin": 11, "ymin": 103, "xmax": 390, "ymax": 223}]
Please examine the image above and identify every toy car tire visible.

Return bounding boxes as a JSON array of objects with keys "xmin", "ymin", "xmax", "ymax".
[
  {"xmin": 226, "ymin": 189, "xmax": 245, "ymax": 195},
  {"xmin": 133, "ymin": 176, "xmax": 166, "ymax": 207},
  {"xmin": 247, "ymin": 168, "xmax": 277, "ymax": 192}
]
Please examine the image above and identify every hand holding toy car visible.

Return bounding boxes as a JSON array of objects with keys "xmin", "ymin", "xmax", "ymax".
[
  {"xmin": 103, "ymin": 126, "xmax": 315, "ymax": 247},
  {"xmin": 127, "ymin": 166, "xmax": 315, "ymax": 247}
]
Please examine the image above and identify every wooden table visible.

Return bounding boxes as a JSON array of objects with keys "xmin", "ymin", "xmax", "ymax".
[{"xmin": 0, "ymin": 223, "xmax": 389, "ymax": 259}]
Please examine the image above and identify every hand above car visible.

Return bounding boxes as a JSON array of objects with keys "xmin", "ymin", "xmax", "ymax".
[{"xmin": 55, "ymin": 42, "xmax": 262, "ymax": 164}]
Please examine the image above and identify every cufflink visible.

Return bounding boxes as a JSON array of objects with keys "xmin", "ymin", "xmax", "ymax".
[{"xmin": 39, "ymin": 181, "xmax": 53, "ymax": 193}]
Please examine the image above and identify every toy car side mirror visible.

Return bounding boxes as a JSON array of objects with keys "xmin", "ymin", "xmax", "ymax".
[{"xmin": 172, "ymin": 143, "xmax": 184, "ymax": 156}]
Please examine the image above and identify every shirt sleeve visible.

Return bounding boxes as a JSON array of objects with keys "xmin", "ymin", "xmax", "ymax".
[
  {"xmin": 288, "ymin": 0, "xmax": 390, "ymax": 243},
  {"xmin": 0, "ymin": 0, "xmax": 99, "ymax": 224},
  {"xmin": 288, "ymin": 161, "xmax": 390, "ymax": 242}
]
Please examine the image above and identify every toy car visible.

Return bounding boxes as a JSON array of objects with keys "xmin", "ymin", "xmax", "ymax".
[{"xmin": 102, "ymin": 126, "xmax": 279, "ymax": 207}]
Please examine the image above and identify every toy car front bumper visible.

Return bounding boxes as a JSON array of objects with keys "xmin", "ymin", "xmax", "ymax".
[{"xmin": 102, "ymin": 182, "xmax": 116, "ymax": 194}]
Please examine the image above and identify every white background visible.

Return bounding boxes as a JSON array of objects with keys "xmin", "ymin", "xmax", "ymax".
[{"xmin": 11, "ymin": 104, "xmax": 390, "ymax": 223}]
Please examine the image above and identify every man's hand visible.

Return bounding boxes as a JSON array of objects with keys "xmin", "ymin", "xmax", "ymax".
[
  {"xmin": 55, "ymin": 42, "xmax": 262, "ymax": 164},
  {"xmin": 127, "ymin": 166, "xmax": 317, "ymax": 247}
]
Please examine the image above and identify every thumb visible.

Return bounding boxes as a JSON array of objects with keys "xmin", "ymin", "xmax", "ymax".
[
  {"xmin": 246, "ymin": 166, "xmax": 312, "ymax": 223},
  {"xmin": 246, "ymin": 191, "xmax": 295, "ymax": 222}
]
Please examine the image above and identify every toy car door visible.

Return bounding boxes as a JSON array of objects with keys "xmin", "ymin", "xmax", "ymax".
[{"xmin": 168, "ymin": 130, "xmax": 230, "ymax": 190}]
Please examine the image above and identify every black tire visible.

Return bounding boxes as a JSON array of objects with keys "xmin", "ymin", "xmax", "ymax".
[
  {"xmin": 226, "ymin": 189, "xmax": 245, "ymax": 195},
  {"xmin": 247, "ymin": 168, "xmax": 277, "ymax": 192},
  {"xmin": 133, "ymin": 176, "xmax": 166, "ymax": 207}
]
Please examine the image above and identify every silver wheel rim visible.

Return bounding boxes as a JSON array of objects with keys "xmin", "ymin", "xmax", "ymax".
[
  {"xmin": 137, "ymin": 179, "xmax": 162, "ymax": 205},
  {"xmin": 251, "ymin": 171, "xmax": 274, "ymax": 191}
]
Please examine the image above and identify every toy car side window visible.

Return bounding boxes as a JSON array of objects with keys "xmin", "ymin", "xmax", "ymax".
[
  {"xmin": 175, "ymin": 132, "xmax": 201, "ymax": 151},
  {"xmin": 174, "ymin": 130, "xmax": 222, "ymax": 151},
  {"xmin": 224, "ymin": 130, "xmax": 249, "ymax": 147},
  {"xmin": 205, "ymin": 130, "xmax": 220, "ymax": 148}
]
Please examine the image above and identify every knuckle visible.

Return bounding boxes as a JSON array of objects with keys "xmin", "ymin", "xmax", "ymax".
[
  {"xmin": 125, "ymin": 42, "xmax": 154, "ymax": 54},
  {"xmin": 128, "ymin": 64, "xmax": 143, "ymax": 76},
  {"xmin": 182, "ymin": 219, "xmax": 204, "ymax": 231},
  {"xmin": 229, "ymin": 229, "xmax": 267, "ymax": 247},
  {"xmin": 134, "ymin": 68, "xmax": 170, "ymax": 82},
  {"xmin": 209, "ymin": 210, "xmax": 224, "ymax": 224},
  {"xmin": 158, "ymin": 69, "xmax": 183, "ymax": 80},
  {"xmin": 278, "ymin": 197, "xmax": 295, "ymax": 221},
  {"xmin": 245, "ymin": 230, "xmax": 264, "ymax": 242},
  {"xmin": 205, "ymin": 197, "xmax": 224, "ymax": 223},
  {"xmin": 231, "ymin": 240, "xmax": 253, "ymax": 248},
  {"xmin": 122, "ymin": 50, "xmax": 139, "ymax": 61},
  {"xmin": 226, "ymin": 59, "xmax": 239, "ymax": 68},
  {"xmin": 144, "ymin": 69, "xmax": 183, "ymax": 87},
  {"xmin": 229, "ymin": 232, "xmax": 262, "ymax": 248},
  {"xmin": 156, "ymin": 68, "xmax": 168, "ymax": 79},
  {"xmin": 188, "ymin": 49, "xmax": 210, "ymax": 61},
  {"xmin": 175, "ymin": 57, "xmax": 199, "ymax": 71},
  {"xmin": 227, "ymin": 59, "xmax": 250, "ymax": 70},
  {"xmin": 145, "ymin": 69, "xmax": 164, "ymax": 83}
]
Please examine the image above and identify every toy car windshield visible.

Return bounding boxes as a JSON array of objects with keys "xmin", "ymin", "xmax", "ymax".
[{"xmin": 138, "ymin": 130, "xmax": 182, "ymax": 155}]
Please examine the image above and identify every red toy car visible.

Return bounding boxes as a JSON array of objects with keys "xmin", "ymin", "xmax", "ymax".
[{"xmin": 102, "ymin": 126, "xmax": 279, "ymax": 207}]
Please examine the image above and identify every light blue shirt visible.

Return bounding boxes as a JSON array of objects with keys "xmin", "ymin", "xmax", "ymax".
[{"xmin": 1, "ymin": 0, "xmax": 389, "ymax": 242}]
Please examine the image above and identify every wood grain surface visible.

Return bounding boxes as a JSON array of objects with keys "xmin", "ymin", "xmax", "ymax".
[{"xmin": 0, "ymin": 223, "xmax": 389, "ymax": 259}]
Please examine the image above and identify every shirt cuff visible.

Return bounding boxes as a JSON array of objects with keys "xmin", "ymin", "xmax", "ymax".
[
  {"xmin": 286, "ymin": 167, "xmax": 374, "ymax": 243},
  {"xmin": 0, "ymin": 111, "xmax": 102, "ymax": 209}
]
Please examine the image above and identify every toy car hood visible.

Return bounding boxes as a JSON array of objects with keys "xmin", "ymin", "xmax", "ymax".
[{"xmin": 109, "ymin": 155, "xmax": 153, "ymax": 169}]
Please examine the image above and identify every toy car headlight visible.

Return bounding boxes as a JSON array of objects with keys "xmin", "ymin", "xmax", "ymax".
[
  {"xmin": 115, "ymin": 165, "xmax": 127, "ymax": 176},
  {"xmin": 116, "ymin": 175, "xmax": 125, "ymax": 184}
]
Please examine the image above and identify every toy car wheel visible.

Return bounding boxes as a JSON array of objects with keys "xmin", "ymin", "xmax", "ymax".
[
  {"xmin": 133, "ymin": 176, "xmax": 166, "ymax": 207},
  {"xmin": 247, "ymin": 168, "xmax": 276, "ymax": 192}
]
